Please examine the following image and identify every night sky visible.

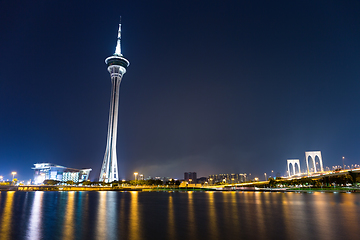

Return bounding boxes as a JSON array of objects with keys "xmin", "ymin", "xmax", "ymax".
[{"xmin": 1, "ymin": 1, "xmax": 360, "ymax": 181}]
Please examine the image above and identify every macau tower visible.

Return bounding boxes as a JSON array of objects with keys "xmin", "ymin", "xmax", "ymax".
[{"xmin": 99, "ymin": 20, "xmax": 130, "ymax": 182}]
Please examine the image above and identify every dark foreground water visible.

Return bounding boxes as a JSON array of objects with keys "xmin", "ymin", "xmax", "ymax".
[{"xmin": 1, "ymin": 191, "xmax": 360, "ymax": 240}]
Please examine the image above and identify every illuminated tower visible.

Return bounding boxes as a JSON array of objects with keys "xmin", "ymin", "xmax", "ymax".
[{"xmin": 99, "ymin": 20, "xmax": 130, "ymax": 182}]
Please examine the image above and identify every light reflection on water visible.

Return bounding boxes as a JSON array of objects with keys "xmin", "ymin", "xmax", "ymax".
[
  {"xmin": 313, "ymin": 193, "xmax": 334, "ymax": 239},
  {"xmin": 27, "ymin": 191, "xmax": 43, "ymax": 240},
  {"xmin": 167, "ymin": 194, "xmax": 176, "ymax": 239},
  {"xmin": 80, "ymin": 192, "xmax": 89, "ymax": 238},
  {"xmin": 230, "ymin": 192, "xmax": 240, "ymax": 237},
  {"xmin": 254, "ymin": 192, "xmax": 266, "ymax": 240},
  {"xmin": 106, "ymin": 191, "xmax": 117, "ymax": 239},
  {"xmin": 129, "ymin": 191, "xmax": 141, "ymax": 240},
  {"xmin": 0, "ymin": 191, "xmax": 360, "ymax": 240},
  {"xmin": 339, "ymin": 193, "xmax": 360, "ymax": 235},
  {"xmin": 281, "ymin": 193, "xmax": 299, "ymax": 239},
  {"xmin": 187, "ymin": 192, "xmax": 196, "ymax": 239},
  {"xmin": 96, "ymin": 191, "xmax": 107, "ymax": 239},
  {"xmin": 62, "ymin": 191, "xmax": 75, "ymax": 240},
  {"xmin": 207, "ymin": 191, "xmax": 219, "ymax": 240},
  {"xmin": 0, "ymin": 191, "xmax": 14, "ymax": 240},
  {"xmin": 221, "ymin": 192, "xmax": 231, "ymax": 233}
]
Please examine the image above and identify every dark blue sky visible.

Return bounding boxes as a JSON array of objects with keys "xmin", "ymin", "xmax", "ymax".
[{"xmin": 1, "ymin": 1, "xmax": 360, "ymax": 181}]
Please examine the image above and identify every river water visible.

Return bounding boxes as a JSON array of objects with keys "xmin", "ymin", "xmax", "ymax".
[{"xmin": 0, "ymin": 191, "xmax": 360, "ymax": 240}]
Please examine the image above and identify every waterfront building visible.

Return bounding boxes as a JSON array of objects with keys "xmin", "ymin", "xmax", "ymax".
[
  {"xmin": 99, "ymin": 19, "xmax": 130, "ymax": 183},
  {"xmin": 32, "ymin": 163, "xmax": 92, "ymax": 185},
  {"xmin": 62, "ymin": 169, "xmax": 92, "ymax": 183},
  {"xmin": 208, "ymin": 173, "xmax": 246, "ymax": 184},
  {"xmin": 184, "ymin": 172, "xmax": 197, "ymax": 183}
]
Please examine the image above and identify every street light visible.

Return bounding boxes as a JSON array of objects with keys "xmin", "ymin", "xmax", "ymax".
[
  {"xmin": 342, "ymin": 156, "xmax": 345, "ymax": 170},
  {"xmin": 11, "ymin": 172, "xmax": 17, "ymax": 180},
  {"xmin": 0, "ymin": 176, "xmax": 3, "ymax": 182},
  {"xmin": 134, "ymin": 172, "xmax": 138, "ymax": 183},
  {"xmin": 264, "ymin": 173, "xmax": 267, "ymax": 181}
]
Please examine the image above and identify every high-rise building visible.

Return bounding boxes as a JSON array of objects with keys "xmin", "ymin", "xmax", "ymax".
[
  {"xmin": 99, "ymin": 19, "xmax": 130, "ymax": 182},
  {"xmin": 184, "ymin": 172, "xmax": 197, "ymax": 183},
  {"xmin": 208, "ymin": 173, "xmax": 246, "ymax": 184}
]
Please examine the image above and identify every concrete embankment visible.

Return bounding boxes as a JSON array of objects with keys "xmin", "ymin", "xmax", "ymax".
[
  {"xmin": 0, "ymin": 185, "xmax": 139, "ymax": 191},
  {"xmin": 5, "ymin": 186, "xmax": 212, "ymax": 192},
  {"xmin": 1, "ymin": 185, "xmax": 359, "ymax": 193},
  {"xmin": 0, "ymin": 186, "xmax": 18, "ymax": 191}
]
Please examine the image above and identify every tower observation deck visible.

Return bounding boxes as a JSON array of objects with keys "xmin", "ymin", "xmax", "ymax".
[{"xmin": 99, "ymin": 20, "xmax": 130, "ymax": 182}]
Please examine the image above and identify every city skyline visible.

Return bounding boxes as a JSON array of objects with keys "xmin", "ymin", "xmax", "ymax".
[{"xmin": 1, "ymin": 1, "xmax": 360, "ymax": 181}]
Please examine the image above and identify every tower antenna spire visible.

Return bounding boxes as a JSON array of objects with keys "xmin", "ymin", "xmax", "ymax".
[{"xmin": 114, "ymin": 16, "xmax": 122, "ymax": 56}]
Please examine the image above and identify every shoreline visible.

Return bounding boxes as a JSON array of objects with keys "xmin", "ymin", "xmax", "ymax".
[{"xmin": 1, "ymin": 185, "xmax": 359, "ymax": 193}]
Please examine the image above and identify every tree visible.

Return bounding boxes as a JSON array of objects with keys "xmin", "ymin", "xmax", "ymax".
[
  {"xmin": 82, "ymin": 180, "xmax": 91, "ymax": 186},
  {"xmin": 43, "ymin": 179, "xmax": 60, "ymax": 185},
  {"xmin": 10, "ymin": 178, "xmax": 18, "ymax": 186},
  {"xmin": 348, "ymin": 171, "xmax": 358, "ymax": 185},
  {"xmin": 268, "ymin": 178, "xmax": 277, "ymax": 187},
  {"xmin": 66, "ymin": 180, "xmax": 74, "ymax": 185}
]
